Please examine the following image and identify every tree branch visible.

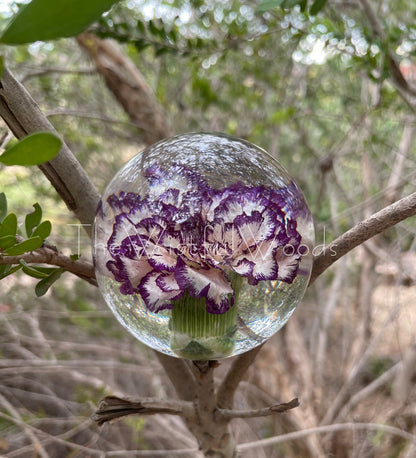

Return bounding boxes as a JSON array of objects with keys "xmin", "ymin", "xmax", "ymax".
[
  {"xmin": 359, "ymin": 0, "xmax": 416, "ymax": 100},
  {"xmin": 218, "ymin": 398, "xmax": 299, "ymax": 420},
  {"xmin": 187, "ymin": 361, "xmax": 236, "ymax": 458},
  {"xmin": 0, "ymin": 66, "xmax": 100, "ymax": 235},
  {"xmin": 0, "ymin": 246, "xmax": 96, "ymax": 285},
  {"xmin": 77, "ymin": 32, "xmax": 173, "ymax": 145},
  {"xmin": 0, "ymin": 394, "xmax": 49, "ymax": 458},
  {"xmin": 92, "ymin": 395, "xmax": 195, "ymax": 426},
  {"xmin": 220, "ymin": 191, "xmax": 416, "ymax": 419},
  {"xmin": 310, "ymin": 191, "xmax": 416, "ymax": 283},
  {"xmin": 237, "ymin": 422, "xmax": 416, "ymax": 452},
  {"xmin": 20, "ymin": 66, "xmax": 96, "ymax": 84},
  {"xmin": 217, "ymin": 344, "xmax": 264, "ymax": 409},
  {"xmin": 154, "ymin": 353, "xmax": 197, "ymax": 402}
]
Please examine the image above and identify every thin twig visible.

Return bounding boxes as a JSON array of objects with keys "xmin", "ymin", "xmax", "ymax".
[
  {"xmin": 237, "ymin": 422, "xmax": 416, "ymax": 451},
  {"xmin": 321, "ymin": 283, "xmax": 404, "ymax": 426},
  {"xmin": 336, "ymin": 361, "xmax": 402, "ymax": 422},
  {"xmin": 105, "ymin": 449, "xmax": 199, "ymax": 457},
  {"xmin": 20, "ymin": 66, "xmax": 96, "ymax": 83},
  {"xmin": 218, "ymin": 398, "xmax": 299, "ymax": 420},
  {"xmin": 0, "ymin": 394, "xmax": 50, "ymax": 458},
  {"xmin": 310, "ymin": 191, "xmax": 416, "ymax": 283}
]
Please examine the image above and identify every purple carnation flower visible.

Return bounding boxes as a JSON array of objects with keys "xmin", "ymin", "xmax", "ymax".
[{"xmin": 103, "ymin": 164, "xmax": 304, "ymax": 314}]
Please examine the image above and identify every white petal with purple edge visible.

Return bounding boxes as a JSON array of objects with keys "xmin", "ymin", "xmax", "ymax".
[
  {"xmin": 234, "ymin": 240, "xmax": 278, "ymax": 282},
  {"xmin": 235, "ymin": 212, "xmax": 275, "ymax": 251},
  {"xmin": 145, "ymin": 242, "xmax": 178, "ymax": 271},
  {"xmin": 156, "ymin": 272, "xmax": 180, "ymax": 292},
  {"xmin": 108, "ymin": 214, "xmax": 139, "ymax": 255},
  {"xmin": 275, "ymin": 247, "xmax": 300, "ymax": 283},
  {"xmin": 232, "ymin": 258, "xmax": 254, "ymax": 276},
  {"xmin": 139, "ymin": 271, "xmax": 183, "ymax": 312},
  {"xmin": 175, "ymin": 258, "xmax": 234, "ymax": 313},
  {"xmin": 122, "ymin": 257, "xmax": 153, "ymax": 289}
]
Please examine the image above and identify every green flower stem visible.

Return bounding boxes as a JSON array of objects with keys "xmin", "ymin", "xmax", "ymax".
[{"xmin": 170, "ymin": 274, "xmax": 244, "ymax": 360}]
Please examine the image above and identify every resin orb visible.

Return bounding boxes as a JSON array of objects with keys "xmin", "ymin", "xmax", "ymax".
[{"xmin": 93, "ymin": 133, "xmax": 314, "ymax": 360}]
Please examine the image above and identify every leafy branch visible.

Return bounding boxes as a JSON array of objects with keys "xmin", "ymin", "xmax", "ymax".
[{"xmin": 0, "ymin": 193, "xmax": 95, "ymax": 293}]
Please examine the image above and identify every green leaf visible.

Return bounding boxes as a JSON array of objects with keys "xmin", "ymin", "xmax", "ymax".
[
  {"xmin": 310, "ymin": 0, "xmax": 328, "ymax": 15},
  {"xmin": 30, "ymin": 265, "xmax": 59, "ymax": 275},
  {"xmin": 0, "ymin": 264, "xmax": 21, "ymax": 280},
  {"xmin": 31, "ymin": 220, "xmax": 51, "ymax": 240},
  {"xmin": 0, "ymin": 213, "xmax": 17, "ymax": 237},
  {"xmin": 282, "ymin": 0, "xmax": 304, "ymax": 8},
  {"xmin": 148, "ymin": 20, "xmax": 160, "ymax": 37},
  {"xmin": 0, "ymin": 132, "xmax": 62, "ymax": 166},
  {"xmin": 20, "ymin": 260, "xmax": 51, "ymax": 279},
  {"xmin": 1, "ymin": 0, "xmax": 120, "ymax": 44},
  {"xmin": 256, "ymin": 0, "xmax": 284, "ymax": 12},
  {"xmin": 5, "ymin": 237, "xmax": 42, "ymax": 256},
  {"xmin": 0, "ymin": 193, "xmax": 7, "ymax": 223},
  {"xmin": 35, "ymin": 268, "xmax": 64, "ymax": 297},
  {"xmin": 0, "ymin": 235, "xmax": 17, "ymax": 250},
  {"xmin": 136, "ymin": 20, "xmax": 146, "ymax": 35},
  {"xmin": 25, "ymin": 203, "xmax": 42, "ymax": 237}
]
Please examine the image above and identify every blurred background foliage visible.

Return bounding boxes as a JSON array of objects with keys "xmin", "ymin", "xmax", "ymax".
[{"xmin": 0, "ymin": 0, "xmax": 416, "ymax": 456}]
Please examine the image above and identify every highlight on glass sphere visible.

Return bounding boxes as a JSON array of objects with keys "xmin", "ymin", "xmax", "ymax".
[{"xmin": 93, "ymin": 132, "xmax": 314, "ymax": 360}]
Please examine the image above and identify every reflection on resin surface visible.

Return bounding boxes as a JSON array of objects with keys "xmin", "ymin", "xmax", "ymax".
[{"xmin": 93, "ymin": 133, "xmax": 314, "ymax": 360}]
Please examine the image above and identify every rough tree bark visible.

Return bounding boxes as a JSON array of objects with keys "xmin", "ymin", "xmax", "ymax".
[
  {"xmin": 76, "ymin": 32, "xmax": 173, "ymax": 145},
  {"xmin": 0, "ymin": 67, "xmax": 100, "ymax": 235}
]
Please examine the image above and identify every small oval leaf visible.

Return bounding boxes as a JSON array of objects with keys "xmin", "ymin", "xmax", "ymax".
[
  {"xmin": 0, "ymin": 235, "xmax": 17, "ymax": 250},
  {"xmin": 0, "ymin": 264, "xmax": 22, "ymax": 280},
  {"xmin": 35, "ymin": 268, "xmax": 64, "ymax": 297},
  {"xmin": 0, "ymin": 213, "xmax": 17, "ymax": 237},
  {"xmin": 20, "ymin": 260, "xmax": 50, "ymax": 279},
  {"xmin": 5, "ymin": 237, "xmax": 42, "ymax": 256},
  {"xmin": 31, "ymin": 220, "xmax": 51, "ymax": 240},
  {"xmin": 25, "ymin": 203, "xmax": 42, "ymax": 237},
  {"xmin": 0, "ymin": 132, "xmax": 62, "ymax": 166}
]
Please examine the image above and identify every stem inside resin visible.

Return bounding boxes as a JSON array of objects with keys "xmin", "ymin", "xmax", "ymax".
[{"xmin": 170, "ymin": 274, "xmax": 243, "ymax": 360}]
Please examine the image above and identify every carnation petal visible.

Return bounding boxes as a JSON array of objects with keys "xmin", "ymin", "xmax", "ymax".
[
  {"xmin": 107, "ymin": 257, "xmax": 153, "ymax": 294},
  {"xmin": 235, "ymin": 240, "xmax": 278, "ymax": 283},
  {"xmin": 146, "ymin": 242, "xmax": 178, "ymax": 272},
  {"xmin": 275, "ymin": 247, "xmax": 301, "ymax": 283},
  {"xmin": 108, "ymin": 214, "xmax": 138, "ymax": 256},
  {"xmin": 175, "ymin": 258, "xmax": 234, "ymax": 314},
  {"xmin": 139, "ymin": 271, "xmax": 183, "ymax": 312},
  {"xmin": 235, "ymin": 211, "xmax": 276, "ymax": 250}
]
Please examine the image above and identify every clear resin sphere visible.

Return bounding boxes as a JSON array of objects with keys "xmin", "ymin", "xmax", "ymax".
[{"xmin": 93, "ymin": 133, "xmax": 314, "ymax": 360}]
